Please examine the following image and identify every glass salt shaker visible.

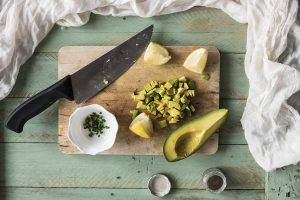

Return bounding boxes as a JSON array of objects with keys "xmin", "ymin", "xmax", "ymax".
[{"xmin": 202, "ymin": 168, "xmax": 227, "ymax": 193}]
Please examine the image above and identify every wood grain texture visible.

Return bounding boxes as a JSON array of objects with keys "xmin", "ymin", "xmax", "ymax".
[
  {"xmin": 54, "ymin": 7, "xmax": 246, "ymax": 33},
  {"xmin": 0, "ymin": 98, "xmax": 58, "ymax": 143},
  {"xmin": 220, "ymin": 53, "xmax": 248, "ymax": 99},
  {"xmin": 9, "ymin": 53, "xmax": 58, "ymax": 98},
  {"xmin": 1, "ymin": 98, "xmax": 246, "ymax": 145},
  {"xmin": 220, "ymin": 99, "xmax": 246, "ymax": 144},
  {"xmin": 0, "ymin": 143, "xmax": 264, "ymax": 189},
  {"xmin": 0, "ymin": 188, "xmax": 264, "ymax": 200},
  {"xmin": 37, "ymin": 7, "xmax": 246, "ymax": 53},
  {"xmin": 266, "ymin": 164, "xmax": 300, "ymax": 199},
  {"xmin": 58, "ymin": 46, "xmax": 219, "ymax": 155},
  {"xmin": 8, "ymin": 53, "xmax": 247, "ymax": 99},
  {"xmin": 38, "ymin": 32, "xmax": 246, "ymax": 54}
]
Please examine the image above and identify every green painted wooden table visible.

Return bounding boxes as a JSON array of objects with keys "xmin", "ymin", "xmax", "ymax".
[{"xmin": 1, "ymin": 7, "xmax": 299, "ymax": 200}]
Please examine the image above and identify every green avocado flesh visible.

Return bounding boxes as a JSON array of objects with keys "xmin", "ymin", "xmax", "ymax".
[{"xmin": 163, "ymin": 109, "xmax": 228, "ymax": 162}]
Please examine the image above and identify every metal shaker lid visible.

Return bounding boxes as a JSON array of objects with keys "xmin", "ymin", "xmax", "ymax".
[{"xmin": 148, "ymin": 174, "xmax": 171, "ymax": 197}]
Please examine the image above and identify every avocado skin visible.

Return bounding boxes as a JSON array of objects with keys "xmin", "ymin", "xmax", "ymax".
[{"xmin": 163, "ymin": 109, "xmax": 228, "ymax": 162}]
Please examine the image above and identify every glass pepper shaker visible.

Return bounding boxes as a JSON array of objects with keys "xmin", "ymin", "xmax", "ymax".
[{"xmin": 202, "ymin": 168, "xmax": 227, "ymax": 193}]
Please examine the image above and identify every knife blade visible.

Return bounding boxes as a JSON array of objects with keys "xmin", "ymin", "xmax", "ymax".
[
  {"xmin": 72, "ymin": 25, "xmax": 153, "ymax": 103},
  {"xmin": 6, "ymin": 25, "xmax": 153, "ymax": 133}
]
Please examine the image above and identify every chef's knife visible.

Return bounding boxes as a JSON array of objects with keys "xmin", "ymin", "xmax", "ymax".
[{"xmin": 6, "ymin": 25, "xmax": 153, "ymax": 133}]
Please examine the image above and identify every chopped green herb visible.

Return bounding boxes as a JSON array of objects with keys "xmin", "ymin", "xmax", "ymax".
[
  {"xmin": 83, "ymin": 112, "xmax": 109, "ymax": 137},
  {"xmin": 201, "ymin": 73, "xmax": 210, "ymax": 80}
]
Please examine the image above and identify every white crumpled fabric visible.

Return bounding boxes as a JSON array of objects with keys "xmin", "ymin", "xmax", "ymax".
[{"xmin": 1, "ymin": 0, "xmax": 299, "ymax": 171}]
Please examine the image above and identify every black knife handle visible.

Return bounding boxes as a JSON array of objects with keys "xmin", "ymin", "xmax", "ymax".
[{"xmin": 5, "ymin": 75, "xmax": 74, "ymax": 133}]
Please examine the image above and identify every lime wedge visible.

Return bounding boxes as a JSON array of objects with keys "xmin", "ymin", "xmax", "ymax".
[
  {"xmin": 183, "ymin": 48, "xmax": 208, "ymax": 74},
  {"xmin": 129, "ymin": 112, "xmax": 153, "ymax": 138},
  {"xmin": 144, "ymin": 42, "xmax": 171, "ymax": 65}
]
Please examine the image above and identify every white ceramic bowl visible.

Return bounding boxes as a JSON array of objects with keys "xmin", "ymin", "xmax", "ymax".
[{"xmin": 68, "ymin": 104, "xmax": 118, "ymax": 155}]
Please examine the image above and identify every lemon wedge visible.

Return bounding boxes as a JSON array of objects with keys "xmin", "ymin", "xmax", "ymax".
[
  {"xmin": 183, "ymin": 48, "xmax": 208, "ymax": 74},
  {"xmin": 144, "ymin": 42, "xmax": 171, "ymax": 65},
  {"xmin": 129, "ymin": 112, "xmax": 153, "ymax": 138}
]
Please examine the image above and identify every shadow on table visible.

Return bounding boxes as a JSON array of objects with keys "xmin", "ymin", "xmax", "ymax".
[{"xmin": 0, "ymin": 104, "xmax": 7, "ymax": 200}]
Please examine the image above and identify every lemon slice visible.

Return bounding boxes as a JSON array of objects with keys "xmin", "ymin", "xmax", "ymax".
[
  {"xmin": 183, "ymin": 48, "xmax": 208, "ymax": 74},
  {"xmin": 129, "ymin": 112, "xmax": 153, "ymax": 138},
  {"xmin": 144, "ymin": 42, "xmax": 171, "ymax": 65}
]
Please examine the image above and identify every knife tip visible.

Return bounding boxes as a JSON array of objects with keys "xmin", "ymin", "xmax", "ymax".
[{"xmin": 146, "ymin": 24, "xmax": 154, "ymax": 31}]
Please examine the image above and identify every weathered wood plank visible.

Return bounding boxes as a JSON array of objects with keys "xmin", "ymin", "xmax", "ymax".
[
  {"xmin": 1, "ymin": 98, "xmax": 246, "ymax": 144},
  {"xmin": 36, "ymin": 7, "xmax": 246, "ymax": 53},
  {"xmin": 37, "ymin": 32, "xmax": 245, "ymax": 53},
  {"xmin": 0, "ymin": 143, "xmax": 264, "ymax": 189},
  {"xmin": 266, "ymin": 164, "xmax": 300, "ymax": 199},
  {"xmin": 0, "ymin": 188, "xmax": 264, "ymax": 200},
  {"xmin": 0, "ymin": 98, "xmax": 58, "ymax": 143},
  {"xmin": 60, "ymin": 7, "xmax": 246, "ymax": 33},
  {"xmin": 220, "ymin": 99, "xmax": 246, "ymax": 144},
  {"xmin": 9, "ymin": 53, "xmax": 247, "ymax": 99},
  {"xmin": 9, "ymin": 53, "xmax": 58, "ymax": 98},
  {"xmin": 220, "ymin": 53, "xmax": 248, "ymax": 99}
]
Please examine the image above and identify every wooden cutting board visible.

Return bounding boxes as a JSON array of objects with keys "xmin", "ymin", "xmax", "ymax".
[{"xmin": 58, "ymin": 46, "xmax": 220, "ymax": 155}]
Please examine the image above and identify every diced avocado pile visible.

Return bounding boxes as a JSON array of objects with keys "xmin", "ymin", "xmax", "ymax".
[{"xmin": 130, "ymin": 77, "xmax": 196, "ymax": 128}]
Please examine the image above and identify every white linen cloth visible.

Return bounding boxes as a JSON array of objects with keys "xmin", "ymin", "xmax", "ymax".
[{"xmin": 0, "ymin": 0, "xmax": 299, "ymax": 171}]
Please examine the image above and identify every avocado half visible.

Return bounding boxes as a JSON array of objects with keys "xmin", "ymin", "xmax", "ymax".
[{"xmin": 163, "ymin": 109, "xmax": 228, "ymax": 162}]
